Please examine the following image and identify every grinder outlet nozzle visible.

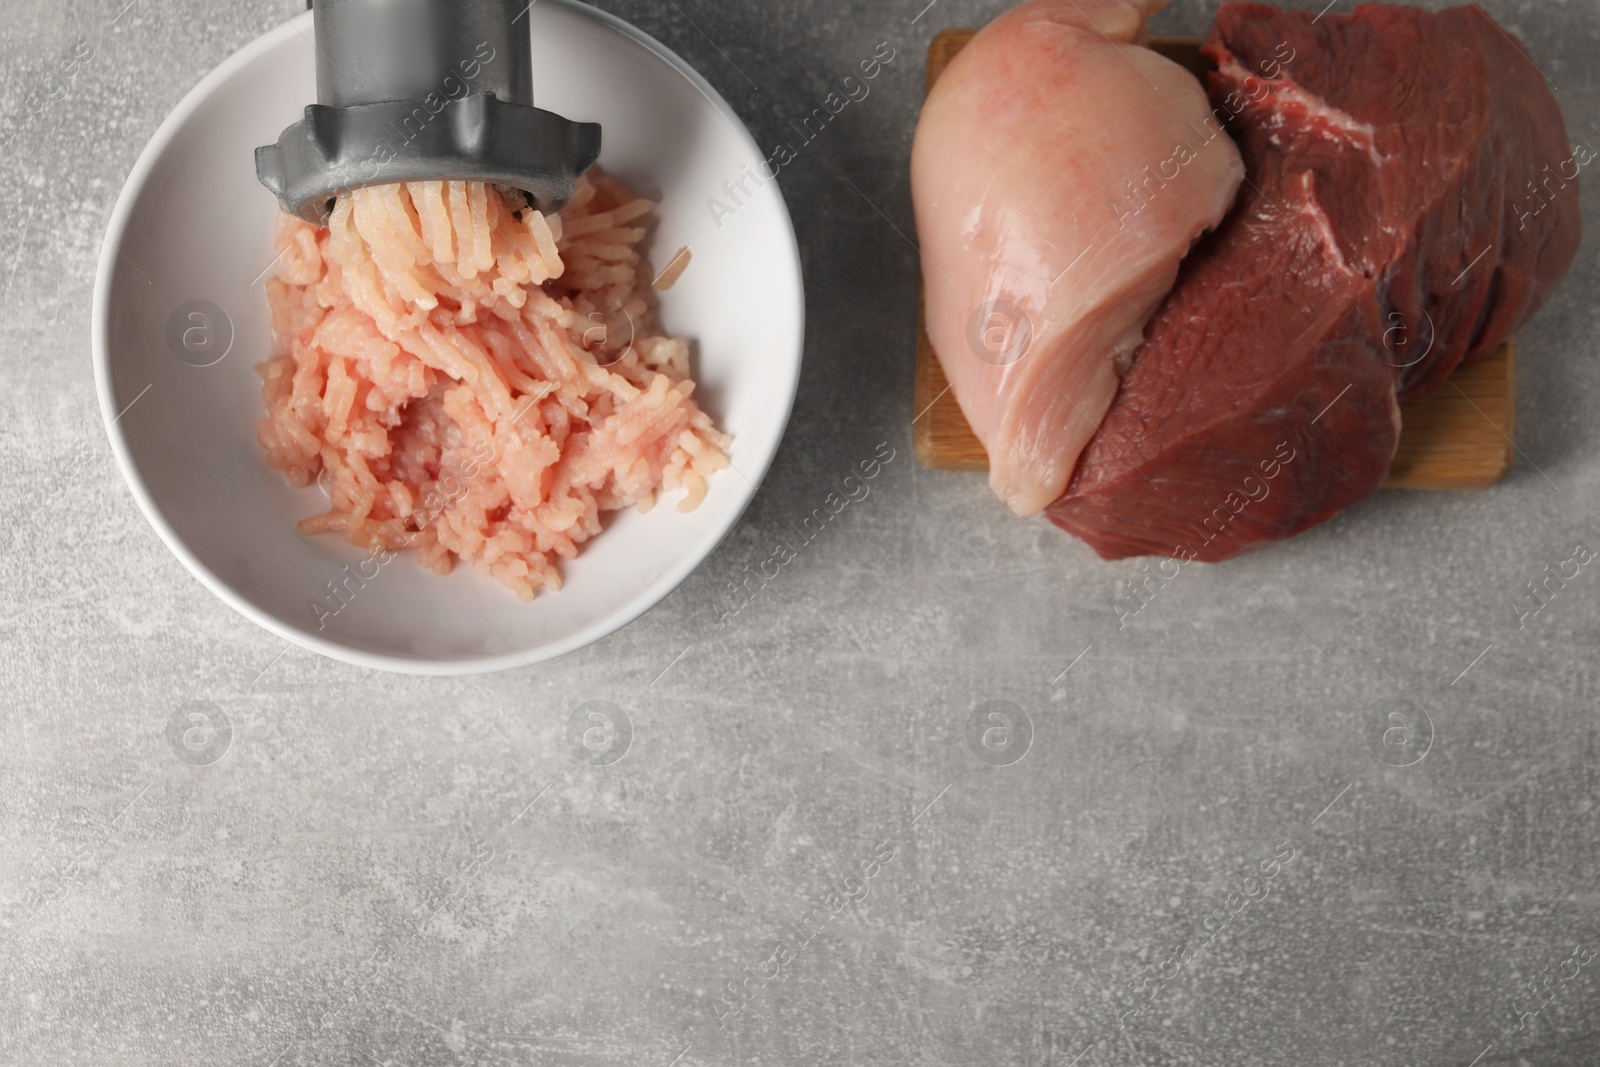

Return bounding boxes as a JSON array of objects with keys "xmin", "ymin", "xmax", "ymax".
[{"xmin": 256, "ymin": 0, "xmax": 602, "ymax": 225}]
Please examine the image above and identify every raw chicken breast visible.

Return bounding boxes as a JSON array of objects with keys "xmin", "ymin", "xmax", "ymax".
[{"xmin": 912, "ymin": 0, "xmax": 1243, "ymax": 515}]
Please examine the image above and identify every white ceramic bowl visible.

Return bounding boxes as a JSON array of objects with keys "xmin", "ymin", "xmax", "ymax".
[{"xmin": 94, "ymin": 1, "xmax": 803, "ymax": 674}]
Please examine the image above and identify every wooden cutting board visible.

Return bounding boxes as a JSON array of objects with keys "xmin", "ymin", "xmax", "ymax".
[{"xmin": 912, "ymin": 30, "xmax": 1516, "ymax": 492}]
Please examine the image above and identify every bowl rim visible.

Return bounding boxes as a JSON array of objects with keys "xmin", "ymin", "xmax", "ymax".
[{"xmin": 92, "ymin": 0, "xmax": 805, "ymax": 676}]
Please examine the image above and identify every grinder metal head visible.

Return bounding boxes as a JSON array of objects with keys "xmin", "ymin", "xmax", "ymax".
[{"xmin": 256, "ymin": 0, "xmax": 602, "ymax": 225}]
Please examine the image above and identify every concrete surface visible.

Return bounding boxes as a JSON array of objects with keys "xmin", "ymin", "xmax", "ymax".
[{"xmin": 3, "ymin": 0, "xmax": 1600, "ymax": 1064}]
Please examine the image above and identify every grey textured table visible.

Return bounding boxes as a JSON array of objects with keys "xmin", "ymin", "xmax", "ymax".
[{"xmin": 3, "ymin": 1, "xmax": 1599, "ymax": 1064}]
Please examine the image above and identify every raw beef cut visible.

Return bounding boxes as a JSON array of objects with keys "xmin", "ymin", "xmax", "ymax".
[
  {"xmin": 912, "ymin": 0, "xmax": 1244, "ymax": 516},
  {"xmin": 1047, "ymin": 2, "xmax": 1581, "ymax": 561}
]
